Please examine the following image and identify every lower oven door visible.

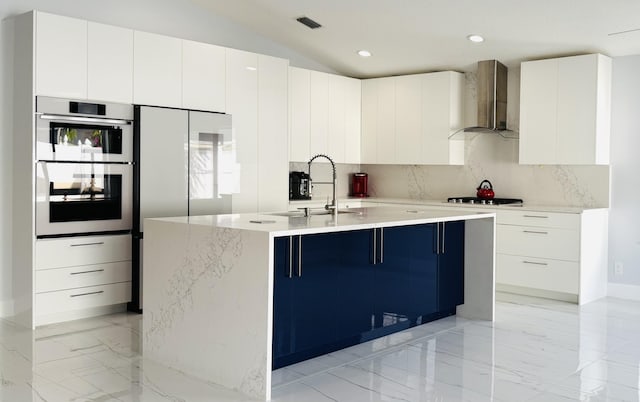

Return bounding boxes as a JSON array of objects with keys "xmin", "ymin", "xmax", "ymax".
[{"xmin": 36, "ymin": 162, "xmax": 132, "ymax": 237}]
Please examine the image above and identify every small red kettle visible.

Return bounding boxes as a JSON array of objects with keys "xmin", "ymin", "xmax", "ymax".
[{"xmin": 476, "ymin": 179, "xmax": 495, "ymax": 199}]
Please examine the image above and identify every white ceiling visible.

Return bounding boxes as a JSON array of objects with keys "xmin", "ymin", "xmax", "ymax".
[{"xmin": 190, "ymin": 0, "xmax": 640, "ymax": 78}]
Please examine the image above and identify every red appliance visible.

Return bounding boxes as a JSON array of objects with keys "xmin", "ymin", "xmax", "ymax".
[
  {"xmin": 351, "ymin": 173, "xmax": 368, "ymax": 197},
  {"xmin": 476, "ymin": 179, "xmax": 495, "ymax": 199}
]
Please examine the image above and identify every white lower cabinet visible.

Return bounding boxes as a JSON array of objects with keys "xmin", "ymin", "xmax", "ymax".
[
  {"xmin": 34, "ymin": 234, "xmax": 132, "ymax": 325},
  {"xmin": 496, "ymin": 209, "xmax": 608, "ymax": 304}
]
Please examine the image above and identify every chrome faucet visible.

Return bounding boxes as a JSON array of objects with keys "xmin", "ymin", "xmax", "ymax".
[{"xmin": 308, "ymin": 154, "xmax": 337, "ymax": 214}]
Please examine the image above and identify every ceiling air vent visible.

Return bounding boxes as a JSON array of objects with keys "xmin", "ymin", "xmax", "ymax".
[{"xmin": 296, "ymin": 16, "xmax": 322, "ymax": 29}]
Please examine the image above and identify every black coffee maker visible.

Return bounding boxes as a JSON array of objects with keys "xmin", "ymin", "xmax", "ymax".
[{"xmin": 289, "ymin": 171, "xmax": 311, "ymax": 200}]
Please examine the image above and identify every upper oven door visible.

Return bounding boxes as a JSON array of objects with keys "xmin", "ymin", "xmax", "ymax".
[
  {"xmin": 35, "ymin": 97, "xmax": 133, "ymax": 163},
  {"xmin": 36, "ymin": 162, "xmax": 132, "ymax": 237}
]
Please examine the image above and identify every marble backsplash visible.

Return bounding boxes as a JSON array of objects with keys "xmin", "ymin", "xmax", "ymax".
[{"xmin": 362, "ymin": 133, "xmax": 610, "ymax": 207}]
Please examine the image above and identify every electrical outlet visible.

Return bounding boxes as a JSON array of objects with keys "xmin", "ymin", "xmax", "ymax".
[{"xmin": 614, "ymin": 262, "xmax": 624, "ymax": 276}]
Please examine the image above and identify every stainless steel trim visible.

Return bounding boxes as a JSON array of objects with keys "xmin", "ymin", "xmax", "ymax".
[
  {"xmin": 379, "ymin": 228, "xmax": 384, "ymax": 264},
  {"xmin": 523, "ymin": 230, "xmax": 548, "ymax": 235},
  {"xmin": 70, "ymin": 269, "xmax": 105, "ymax": 275},
  {"xmin": 298, "ymin": 236, "xmax": 302, "ymax": 277},
  {"xmin": 523, "ymin": 214, "xmax": 549, "ymax": 219},
  {"xmin": 38, "ymin": 113, "xmax": 131, "ymax": 125},
  {"xmin": 436, "ymin": 223, "xmax": 440, "ymax": 255},
  {"xmin": 372, "ymin": 228, "xmax": 377, "ymax": 265},
  {"xmin": 522, "ymin": 261, "xmax": 549, "ymax": 266},
  {"xmin": 288, "ymin": 236, "xmax": 293, "ymax": 278},
  {"xmin": 70, "ymin": 290, "xmax": 104, "ymax": 298},
  {"xmin": 70, "ymin": 242, "xmax": 105, "ymax": 247}
]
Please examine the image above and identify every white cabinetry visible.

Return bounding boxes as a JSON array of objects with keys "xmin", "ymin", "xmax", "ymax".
[
  {"xmin": 133, "ymin": 31, "xmax": 182, "ymax": 108},
  {"xmin": 87, "ymin": 22, "xmax": 134, "ymax": 103},
  {"xmin": 288, "ymin": 67, "xmax": 361, "ymax": 163},
  {"xmin": 519, "ymin": 54, "xmax": 611, "ymax": 165},
  {"xmin": 361, "ymin": 71, "xmax": 464, "ymax": 165},
  {"xmin": 182, "ymin": 40, "xmax": 226, "ymax": 112},
  {"xmin": 227, "ymin": 49, "xmax": 259, "ymax": 213},
  {"xmin": 496, "ymin": 209, "xmax": 608, "ymax": 304},
  {"xmin": 258, "ymin": 55, "xmax": 289, "ymax": 213},
  {"xmin": 35, "ymin": 11, "xmax": 88, "ymax": 99},
  {"xmin": 34, "ymin": 234, "xmax": 132, "ymax": 326}
]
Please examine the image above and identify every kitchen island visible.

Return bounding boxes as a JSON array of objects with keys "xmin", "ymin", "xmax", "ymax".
[{"xmin": 142, "ymin": 206, "xmax": 496, "ymax": 400}]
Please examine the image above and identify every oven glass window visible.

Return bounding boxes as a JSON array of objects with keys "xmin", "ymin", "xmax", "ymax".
[
  {"xmin": 50, "ymin": 123, "xmax": 123, "ymax": 157},
  {"xmin": 48, "ymin": 164, "xmax": 122, "ymax": 223}
]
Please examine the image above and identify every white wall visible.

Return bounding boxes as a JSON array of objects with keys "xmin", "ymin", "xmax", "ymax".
[
  {"xmin": 609, "ymin": 56, "xmax": 640, "ymax": 286},
  {"xmin": 0, "ymin": 0, "xmax": 335, "ymax": 313}
]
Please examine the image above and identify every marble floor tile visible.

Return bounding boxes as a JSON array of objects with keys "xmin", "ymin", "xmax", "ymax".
[{"xmin": 2, "ymin": 293, "xmax": 640, "ymax": 401}]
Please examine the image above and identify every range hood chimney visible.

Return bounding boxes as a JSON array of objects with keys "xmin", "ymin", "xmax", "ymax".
[{"xmin": 462, "ymin": 60, "xmax": 512, "ymax": 134}]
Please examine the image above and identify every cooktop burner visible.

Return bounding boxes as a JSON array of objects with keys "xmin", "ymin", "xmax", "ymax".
[{"xmin": 447, "ymin": 197, "xmax": 523, "ymax": 205}]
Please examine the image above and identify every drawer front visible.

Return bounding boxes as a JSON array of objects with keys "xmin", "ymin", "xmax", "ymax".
[
  {"xmin": 35, "ymin": 261, "xmax": 131, "ymax": 293},
  {"xmin": 497, "ymin": 210, "xmax": 580, "ymax": 229},
  {"xmin": 35, "ymin": 282, "xmax": 131, "ymax": 316},
  {"xmin": 497, "ymin": 254, "xmax": 579, "ymax": 294},
  {"xmin": 497, "ymin": 225, "xmax": 579, "ymax": 261},
  {"xmin": 36, "ymin": 234, "xmax": 131, "ymax": 270}
]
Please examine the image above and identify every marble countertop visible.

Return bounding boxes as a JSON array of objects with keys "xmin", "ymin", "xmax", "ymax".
[
  {"xmin": 149, "ymin": 206, "xmax": 495, "ymax": 237},
  {"xmin": 291, "ymin": 197, "xmax": 607, "ymax": 214}
]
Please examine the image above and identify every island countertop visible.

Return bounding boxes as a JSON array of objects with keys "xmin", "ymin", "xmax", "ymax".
[
  {"xmin": 143, "ymin": 206, "xmax": 496, "ymax": 400},
  {"xmin": 150, "ymin": 206, "xmax": 495, "ymax": 236}
]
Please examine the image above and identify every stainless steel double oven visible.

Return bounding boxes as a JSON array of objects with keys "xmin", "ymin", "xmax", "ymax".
[{"xmin": 35, "ymin": 96, "xmax": 133, "ymax": 237}]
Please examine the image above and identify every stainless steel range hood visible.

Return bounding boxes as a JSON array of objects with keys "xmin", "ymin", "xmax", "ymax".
[{"xmin": 456, "ymin": 60, "xmax": 517, "ymax": 138}]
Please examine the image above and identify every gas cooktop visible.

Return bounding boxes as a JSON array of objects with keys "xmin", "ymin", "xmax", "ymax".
[{"xmin": 447, "ymin": 197, "xmax": 523, "ymax": 205}]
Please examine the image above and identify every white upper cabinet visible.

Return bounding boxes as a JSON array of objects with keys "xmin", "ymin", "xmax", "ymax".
[
  {"xmin": 35, "ymin": 12, "xmax": 88, "ymax": 99},
  {"xmin": 344, "ymin": 77, "xmax": 362, "ymax": 164},
  {"xmin": 133, "ymin": 31, "xmax": 182, "ymax": 108},
  {"xmin": 288, "ymin": 67, "xmax": 362, "ymax": 164},
  {"xmin": 182, "ymin": 40, "xmax": 226, "ymax": 112},
  {"xmin": 422, "ymin": 72, "xmax": 464, "ymax": 165},
  {"xmin": 289, "ymin": 67, "xmax": 311, "ymax": 162},
  {"xmin": 309, "ymin": 71, "xmax": 330, "ymax": 158},
  {"xmin": 257, "ymin": 55, "xmax": 289, "ymax": 213},
  {"xmin": 87, "ymin": 22, "xmax": 134, "ymax": 104},
  {"xmin": 519, "ymin": 54, "xmax": 611, "ymax": 165},
  {"xmin": 361, "ymin": 71, "xmax": 464, "ymax": 165}
]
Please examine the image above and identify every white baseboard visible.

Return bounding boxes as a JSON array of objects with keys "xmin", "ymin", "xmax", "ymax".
[
  {"xmin": 608, "ymin": 283, "xmax": 640, "ymax": 301},
  {"xmin": 0, "ymin": 299, "xmax": 14, "ymax": 318}
]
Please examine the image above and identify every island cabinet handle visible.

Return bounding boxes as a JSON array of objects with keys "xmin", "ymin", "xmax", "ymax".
[
  {"xmin": 372, "ymin": 228, "xmax": 377, "ymax": 265},
  {"xmin": 288, "ymin": 236, "xmax": 293, "ymax": 279},
  {"xmin": 298, "ymin": 235, "xmax": 302, "ymax": 277},
  {"xmin": 436, "ymin": 223, "xmax": 440, "ymax": 255},
  {"xmin": 441, "ymin": 222, "xmax": 446, "ymax": 254},
  {"xmin": 379, "ymin": 228, "xmax": 384, "ymax": 264}
]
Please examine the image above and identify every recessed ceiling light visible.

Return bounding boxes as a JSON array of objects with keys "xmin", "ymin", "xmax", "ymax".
[
  {"xmin": 467, "ymin": 34, "xmax": 484, "ymax": 43},
  {"xmin": 358, "ymin": 50, "xmax": 372, "ymax": 57}
]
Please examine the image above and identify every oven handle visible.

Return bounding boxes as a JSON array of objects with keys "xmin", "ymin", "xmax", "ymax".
[{"xmin": 37, "ymin": 113, "xmax": 131, "ymax": 125}]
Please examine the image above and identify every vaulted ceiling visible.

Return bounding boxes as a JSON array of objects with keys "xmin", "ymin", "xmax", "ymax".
[{"xmin": 191, "ymin": 0, "xmax": 640, "ymax": 78}]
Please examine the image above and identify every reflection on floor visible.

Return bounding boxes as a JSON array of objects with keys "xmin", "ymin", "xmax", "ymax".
[{"xmin": 1, "ymin": 293, "xmax": 639, "ymax": 401}]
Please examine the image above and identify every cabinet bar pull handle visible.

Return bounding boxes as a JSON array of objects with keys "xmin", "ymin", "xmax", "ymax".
[
  {"xmin": 523, "ymin": 215, "xmax": 549, "ymax": 219},
  {"xmin": 70, "ymin": 269, "xmax": 104, "ymax": 275},
  {"xmin": 379, "ymin": 228, "xmax": 384, "ymax": 264},
  {"xmin": 298, "ymin": 236, "xmax": 302, "ymax": 277},
  {"xmin": 70, "ymin": 290, "xmax": 104, "ymax": 298},
  {"xmin": 70, "ymin": 242, "xmax": 105, "ymax": 247},
  {"xmin": 523, "ymin": 230, "xmax": 548, "ymax": 235},
  {"xmin": 523, "ymin": 260, "xmax": 549, "ymax": 266},
  {"xmin": 288, "ymin": 236, "xmax": 293, "ymax": 278},
  {"xmin": 441, "ymin": 222, "xmax": 446, "ymax": 254},
  {"xmin": 436, "ymin": 223, "xmax": 440, "ymax": 255},
  {"xmin": 372, "ymin": 228, "xmax": 377, "ymax": 265}
]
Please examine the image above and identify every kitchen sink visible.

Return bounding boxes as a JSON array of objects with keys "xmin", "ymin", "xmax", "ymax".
[{"xmin": 269, "ymin": 209, "xmax": 357, "ymax": 217}]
